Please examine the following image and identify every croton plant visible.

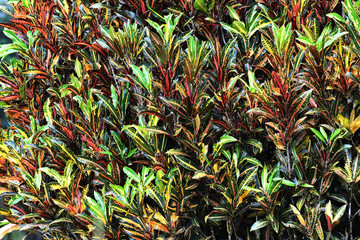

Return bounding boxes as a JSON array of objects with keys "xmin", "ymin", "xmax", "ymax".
[{"xmin": 0, "ymin": 0, "xmax": 360, "ymax": 239}]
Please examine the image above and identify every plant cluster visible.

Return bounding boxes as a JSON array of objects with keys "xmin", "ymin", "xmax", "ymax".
[{"xmin": 1, "ymin": 0, "xmax": 360, "ymax": 239}]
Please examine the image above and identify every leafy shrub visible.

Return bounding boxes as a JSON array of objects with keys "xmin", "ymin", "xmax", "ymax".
[{"xmin": 0, "ymin": 0, "xmax": 360, "ymax": 239}]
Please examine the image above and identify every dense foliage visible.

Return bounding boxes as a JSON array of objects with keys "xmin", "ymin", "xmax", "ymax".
[
  {"xmin": 0, "ymin": 0, "xmax": 11, "ymax": 130},
  {"xmin": 1, "ymin": 0, "xmax": 360, "ymax": 239}
]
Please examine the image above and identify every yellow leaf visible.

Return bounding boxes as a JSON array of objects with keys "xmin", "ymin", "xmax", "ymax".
[
  {"xmin": 350, "ymin": 109, "xmax": 356, "ymax": 122},
  {"xmin": 336, "ymin": 114, "xmax": 350, "ymax": 129},
  {"xmin": 290, "ymin": 205, "xmax": 307, "ymax": 227},
  {"xmin": 236, "ymin": 190, "xmax": 250, "ymax": 208},
  {"xmin": 213, "ymin": 163, "xmax": 219, "ymax": 173},
  {"xmin": 350, "ymin": 115, "xmax": 360, "ymax": 134},
  {"xmin": 148, "ymin": 220, "xmax": 170, "ymax": 233},
  {"xmin": 0, "ymin": 187, "xmax": 10, "ymax": 194}
]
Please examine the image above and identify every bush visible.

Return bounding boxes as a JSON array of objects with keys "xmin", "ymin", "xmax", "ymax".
[{"xmin": 0, "ymin": 0, "xmax": 360, "ymax": 239}]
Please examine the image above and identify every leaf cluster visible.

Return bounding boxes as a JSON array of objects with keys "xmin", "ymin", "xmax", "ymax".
[{"xmin": 1, "ymin": 0, "xmax": 360, "ymax": 239}]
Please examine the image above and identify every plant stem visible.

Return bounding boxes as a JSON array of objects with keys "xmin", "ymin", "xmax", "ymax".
[
  {"xmin": 271, "ymin": 229, "xmax": 275, "ymax": 240},
  {"xmin": 286, "ymin": 143, "xmax": 291, "ymax": 177},
  {"xmin": 352, "ymin": 208, "xmax": 360, "ymax": 221},
  {"xmin": 211, "ymin": 225, "xmax": 216, "ymax": 240},
  {"xmin": 349, "ymin": 185, "xmax": 353, "ymax": 240},
  {"xmin": 227, "ymin": 220, "xmax": 232, "ymax": 240}
]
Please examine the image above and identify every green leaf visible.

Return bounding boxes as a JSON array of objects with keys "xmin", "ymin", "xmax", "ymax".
[
  {"xmin": 3, "ymin": 30, "xmax": 26, "ymax": 48},
  {"xmin": 220, "ymin": 21, "xmax": 247, "ymax": 36},
  {"xmin": 64, "ymin": 161, "xmax": 74, "ymax": 188},
  {"xmin": 261, "ymin": 165, "xmax": 268, "ymax": 190},
  {"xmin": 34, "ymin": 171, "xmax": 41, "ymax": 192},
  {"xmin": 345, "ymin": 0, "xmax": 360, "ymax": 31},
  {"xmin": 328, "ymin": 194, "xmax": 348, "ymax": 204},
  {"xmin": 147, "ymin": 19, "xmax": 165, "ymax": 41},
  {"xmin": 75, "ymin": 58, "xmax": 82, "ymax": 78},
  {"xmin": 148, "ymin": 6, "xmax": 165, "ymax": 22},
  {"xmin": 20, "ymin": 169, "xmax": 37, "ymax": 193},
  {"xmin": 281, "ymin": 179, "xmax": 296, "ymax": 187},
  {"xmin": 90, "ymin": 3, "xmax": 108, "ymax": 9},
  {"xmin": 70, "ymin": 74, "xmax": 81, "ymax": 92},
  {"xmin": 97, "ymin": 94, "xmax": 118, "ymax": 119},
  {"xmin": 311, "ymin": 128, "xmax": 327, "ymax": 144},
  {"xmin": 246, "ymin": 139, "xmax": 263, "ymax": 152},
  {"xmin": 248, "ymin": 70, "xmax": 259, "ymax": 93},
  {"xmin": 227, "ymin": 6, "xmax": 240, "ymax": 21},
  {"xmin": 239, "ymin": 167, "xmax": 258, "ymax": 191},
  {"xmin": 329, "ymin": 128, "xmax": 342, "ymax": 142},
  {"xmin": 130, "ymin": 64, "xmax": 152, "ymax": 93},
  {"xmin": 326, "ymin": 13, "xmax": 346, "ymax": 23},
  {"xmin": 39, "ymin": 167, "xmax": 64, "ymax": 186},
  {"xmin": 94, "ymin": 191, "xmax": 106, "ymax": 214},
  {"xmin": 147, "ymin": 187, "xmax": 165, "ymax": 209},
  {"xmin": 250, "ymin": 219, "xmax": 270, "ymax": 231},
  {"xmin": 297, "ymin": 36, "xmax": 314, "ymax": 46},
  {"xmin": 299, "ymin": 183, "xmax": 314, "ymax": 188},
  {"xmin": 218, "ymin": 134, "xmax": 238, "ymax": 146},
  {"xmin": 262, "ymin": 35, "xmax": 276, "ymax": 55},
  {"xmin": 193, "ymin": 170, "xmax": 208, "ymax": 179},
  {"xmin": 143, "ymin": 171, "xmax": 155, "ymax": 187},
  {"xmin": 44, "ymin": 99, "xmax": 53, "ymax": 125},
  {"xmin": 86, "ymin": 196, "xmax": 106, "ymax": 224},
  {"xmin": 244, "ymin": 156, "xmax": 263, "ymax": 167},
  {"xmin": 227, "ymin": 75, "xmax": 241, "ymax": 91},
  {"xmin": 49, "ymin": 218, "xmax": 72, "ymax": 227},
  {"xmin": 320, "ymin": 127, "xmax": 328, "ymax": 141},
  {"xmin": 174, "ymin": 155, "xmax": 198, "ymax": 171},
  {"xmin": 9, "ymin": 194, "xmax": 23, "ymax": 207},
  {"xmin": 194, "ymin": 0, "xmax": 215, "ymax": 15},
  {"xmin": 110, "ymin": 185, "xmax": 129, "ymax": 206},
  {"xmin": 123, "ymin": 166, "xmax": 140, "ymax": 183},
  {"xmin": 19, "ymin": 81, "xmax": 26, "ymax": 99},
  {"xmin": 205, "ymin": 213, "xmax": 228, "ymax": 225},
  {"xmin": 232, "ymin": 21, "xmax": 248, "ymax": 35},
  {"xmin": 242, "ymin": 186, "xmax": 262, "ymax": 193},
  {"xmin": 30, "ymin": 115, "xmax": 36, "ymax": 133},
  {"xmin": 293, "ymin": 49, "xmax": 305, "ymax": 71},
  {"xmin": 110, "ymin": 85, "xmax": 118, "ymax": 107},
  {"xmin": 334, "ymin": 204, "xmax": 347, "ymax": 222},
  {"xmin": 21, "ymin": 0, "xmax": 31, "ymax": 9},
  {"xmin": 324, "ymin": 32, "xmax": 348, "ymax": 49},
  {"xmin": 315, "ymin": 219, "xmax": 324, "ymax": 240}
]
